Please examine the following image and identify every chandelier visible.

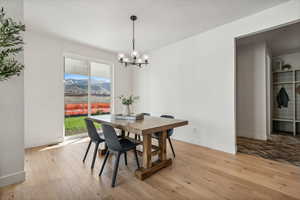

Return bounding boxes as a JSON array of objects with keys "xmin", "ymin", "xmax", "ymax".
[{"xmin": 118, "ymin": 15, "xmax": 149, "ymax": 68}]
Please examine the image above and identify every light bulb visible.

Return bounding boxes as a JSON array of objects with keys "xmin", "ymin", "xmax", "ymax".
[
  {"xmin": 137, "ymin": 58, "xmax": 143, "ymax": 63},
  {"xmin": 123, "ymin": 58, "xmax": 129, "ymax": 62},
  {"xmin": 118, "ymin": 53, "xmax": 125, "ymax": 59},
  {"xmin": 131, "ymin": 51, "xmax": 139, "ymax": 58},
  {"xmin": 143, "ymin": 55, "xmax": 149, "ymax": 64},
  {"xmin": 143, "ymin": 55, "xmax": 149, "ymax": 60}
]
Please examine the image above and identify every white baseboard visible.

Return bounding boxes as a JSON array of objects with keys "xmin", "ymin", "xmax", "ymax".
[
  {"xmin": 25, "ymin": 137, "xmax": 64, "ymax": 149},
  {"xmin": 172, "ymin": 135, "xmax": 237, "ymax": 155},
  {"xmin": 237, "ymin": 129, "xmax": 267, "ymax": 141},
  {"xmin": 0, "ymin": 171, "xmax": 25, "ymax": 188}
]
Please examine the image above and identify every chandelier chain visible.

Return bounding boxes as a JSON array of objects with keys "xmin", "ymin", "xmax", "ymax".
[{"xmin": 132, "ymin": 19, "xmax": 135, "ymax": 51}]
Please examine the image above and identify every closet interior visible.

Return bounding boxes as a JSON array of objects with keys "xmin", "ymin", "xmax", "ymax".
[{"xmin": 236, "ymin": 21, "xmax": 300, "ymax": 167}]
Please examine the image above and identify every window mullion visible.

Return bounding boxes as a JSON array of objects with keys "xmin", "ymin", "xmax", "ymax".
[{"xmin": 88, "ymin": 61, "xmax": 91, "ymax": 117}]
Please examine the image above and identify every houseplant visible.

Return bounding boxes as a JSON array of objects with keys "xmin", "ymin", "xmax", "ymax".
[
  {"xmin": 119, "ymin": 95, "xmax": 139, "ymax": 116},
  {"xmin": 0, "ymin": 7, "xmax": 25, "ymax": 81}
]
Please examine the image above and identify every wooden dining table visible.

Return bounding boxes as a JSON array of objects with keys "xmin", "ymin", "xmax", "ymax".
[{"xmin": 88, "ymin": 114, "xmax": 188, "ymax": 180}]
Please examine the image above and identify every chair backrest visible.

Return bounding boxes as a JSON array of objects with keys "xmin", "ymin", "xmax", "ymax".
[
  {"xmin": 101, "ymin": 124, "xmax": 122, "ymax": 151},
  {"xmin": 161, "ymin": 115, "xmax": 174, "ymax": 136},
  {"xmin": 85, "ymin": 118, "xmax": 102, "ymax": 141}
]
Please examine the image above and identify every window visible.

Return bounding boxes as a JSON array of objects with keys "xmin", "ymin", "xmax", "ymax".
[{"xmin": 64, "ymin": 57, "xmax": 111, "ymax": 137}]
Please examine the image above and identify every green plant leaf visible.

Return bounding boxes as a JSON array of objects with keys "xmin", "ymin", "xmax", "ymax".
[{"xmin": 0, "ymin": 7, "xmax": 25, "ymax": 81}]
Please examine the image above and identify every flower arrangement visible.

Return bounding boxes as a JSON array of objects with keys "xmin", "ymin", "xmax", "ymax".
[
  {"xmin": 118, "ymin": 95, "xmax": 139, "ymax": 115},
  {"xmin": 119, "ymin": 95, "xmax": 139, "ymax": 105}
]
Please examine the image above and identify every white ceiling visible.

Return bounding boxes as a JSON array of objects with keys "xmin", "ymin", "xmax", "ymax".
[
  {"xmin": 24, "ymin": 0, "xmax": 289, "ymax": 53},
  {"xmin": 237, "ymin": 21, "xmax": 300, "ymax": 56}
]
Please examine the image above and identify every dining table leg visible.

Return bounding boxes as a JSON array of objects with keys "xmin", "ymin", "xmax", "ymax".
[
  {"xmin": 121, "ymin": 129, "xmax": 125, "ymax": 137},
  {"xmin": 142, "ymin": 134, "xmax": 152, "ymax": 169},
  {"xmin": 135, "ymin": 131, "xmax": 172, "ymax": 180},
  {"xmin": 98, "ymin": 143, "xmax": 108, "ymax": 156},
  {"xmin": 159, "ymin": 130, "xmax": 167, "ymax": 161}
]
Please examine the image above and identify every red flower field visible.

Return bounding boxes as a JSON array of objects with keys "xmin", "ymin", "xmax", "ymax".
[{"xmin": 65, "ymin": 102, "xmax": 110, "ymax": 116}]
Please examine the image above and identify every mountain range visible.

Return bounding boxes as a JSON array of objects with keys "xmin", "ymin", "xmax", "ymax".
[{"xmin": 64, "ymin": 79, "xmax": 111, "ymax": 95}]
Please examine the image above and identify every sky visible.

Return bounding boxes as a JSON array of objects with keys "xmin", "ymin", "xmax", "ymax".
[{"xmin": 64, "ymin": 73, "xmax": 110, "ymax": 82}]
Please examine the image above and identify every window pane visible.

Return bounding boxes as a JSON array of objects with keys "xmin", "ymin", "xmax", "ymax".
[
  {"xmin": 64, "ymin": 57, "xmax": 89, "ymax": 136},
  {"xmin": 90, "ymin": 62, "xmax": 111, "ymax": 115}
]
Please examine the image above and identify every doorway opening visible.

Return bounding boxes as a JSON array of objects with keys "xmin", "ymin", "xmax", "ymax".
[
  {"xmin": 236, "ymin": 21, "xmax": 300, "ymax": 167},
  {"xmin": 64, "ymin": 56, "xmax": 112, "ymax": 137}
]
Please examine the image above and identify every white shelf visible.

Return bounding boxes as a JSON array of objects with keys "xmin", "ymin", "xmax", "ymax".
[
  {"xmin": 273, "ymin": 69, "xmax": 300, "ymax": 73},
  {"xmin": 273, "ymin": 81, "xmax": 300, "ymax": 84},
  {"xmin": 273, "ymin": 118, "xmax": 293, "ymax": 122},
  {"xmin": 273, "ymin": 81, "xmax": 294, "ymax": 85},
  {"xmin": 272, "ymin": 70, "xmax": 293, "ymax": 73}
]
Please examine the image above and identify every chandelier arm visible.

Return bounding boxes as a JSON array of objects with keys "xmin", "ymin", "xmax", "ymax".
[{"xmin": 120, "ymin": 61, "xmax": 148, "ymax": 65}]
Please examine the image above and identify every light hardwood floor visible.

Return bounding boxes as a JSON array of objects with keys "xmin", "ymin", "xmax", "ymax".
[{"xmin": 1, "ymin": 138, "xmax": 300, "ymax": 200}]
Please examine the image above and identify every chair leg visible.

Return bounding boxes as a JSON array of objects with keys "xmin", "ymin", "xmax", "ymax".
[
  {"xmin": 83, "ymin": 140, "xmax": 92, "ymax": 162},
  {"xmin": 134, "ymin": 149, "xmax": 140, "ymax": 168},
  {"xmin": 112, "ymin": 152, "xmax": 121, "ymax": 187},
  {"xmin": 134, "ymin": 134, "xmax": 138, "ymax": 140},
  {"xmin": 99, "ymin": 150, "xmax": 110, "ymax": 176},
  {"xmin": 124, "ymin": 152, "xmax": 128, "ymax": 166},
  {"xmin": 91, "ymin": 142, "xmax": 100, "ymax": 169},
  {"xmin": 168, "ymin": 137, "xmax": 176, "ymax": 158}
]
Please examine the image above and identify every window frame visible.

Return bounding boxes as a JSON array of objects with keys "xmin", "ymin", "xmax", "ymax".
[{"xmin": 63, "ymin": 53, "xmax": 114, "ymax": 138}]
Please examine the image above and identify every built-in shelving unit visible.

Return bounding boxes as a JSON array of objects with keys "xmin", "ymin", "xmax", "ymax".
[
  {"xmin": 273, "ymin": 118, "xmax": 293, "ymax": 122},
  {"xmin": 272, "ymin": 68, "xmax": 300, "ymax": 136}
]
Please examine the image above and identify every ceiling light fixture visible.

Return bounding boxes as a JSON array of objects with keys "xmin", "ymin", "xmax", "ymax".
[{"xmin": 118, "ymin": 15, "xmax": 149, "ymax": 68}]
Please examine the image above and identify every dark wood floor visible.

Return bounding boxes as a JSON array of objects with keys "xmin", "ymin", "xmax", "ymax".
[
  {"xmin": 1, "ymin": 138, "xmax": 300, "ymax": 200},
  {"xmin": 237, "ymin": 133, "xmax": 300, "ymax": 167}
]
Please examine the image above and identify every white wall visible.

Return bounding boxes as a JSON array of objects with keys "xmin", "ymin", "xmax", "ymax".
[
  {"xmin": 0, "ymin": 0, "xmax": 25, "ymax": 187},
  {"xmin": 236, "ymin": 42, "xmax": 268, "ymax": 140},
  {"xmin": 24, "ymin": 31, "xmax": 132, "ymax": 148},
  {"xmin": 276, "ymin": 52, "xmax": 300, "ymax": 69},
  {"xmin": 132, "ymin": 0, "xmax": 300, "ymax": 154}
]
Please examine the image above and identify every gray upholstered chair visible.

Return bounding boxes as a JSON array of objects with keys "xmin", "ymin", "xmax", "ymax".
[
  {"xmin": 83, "ymin": 118, "xmax": 105, "ymax": 169},
  {"xmin": 99, "ymin": 124, "xmax": 140, "ymax": 187}
]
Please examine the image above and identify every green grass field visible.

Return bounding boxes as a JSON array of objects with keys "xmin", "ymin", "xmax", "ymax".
[{"xmin": 64, "ymin": 116, "xmax": 100, "ymax": 136}]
